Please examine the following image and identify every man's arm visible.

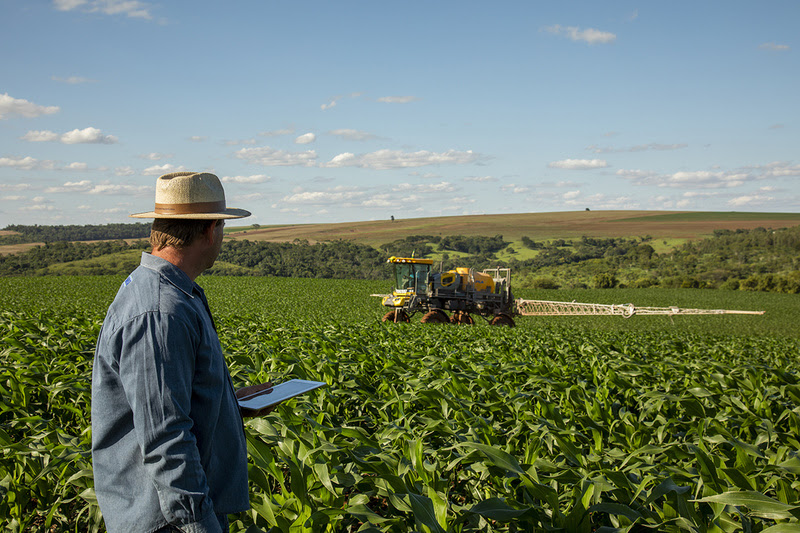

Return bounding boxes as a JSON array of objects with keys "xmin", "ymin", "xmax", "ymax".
[{"xmin": 117, "ymin": 312, "xmax": 221, "ymax": 533}]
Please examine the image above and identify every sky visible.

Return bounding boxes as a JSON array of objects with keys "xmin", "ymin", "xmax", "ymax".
[{"xmin": 1, "ymin": 1, "xmax": 798, "ymax": 227}]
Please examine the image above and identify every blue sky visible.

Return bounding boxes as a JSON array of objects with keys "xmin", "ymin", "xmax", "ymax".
[{"xmin": 1, "ymin": 1, "xmax": 797, "ymax": 227}]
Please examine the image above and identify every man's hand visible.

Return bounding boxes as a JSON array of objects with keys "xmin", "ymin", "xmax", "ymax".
[{"xmin": 235, "ymin": 382, "xmax": 277, "ymax": 418}]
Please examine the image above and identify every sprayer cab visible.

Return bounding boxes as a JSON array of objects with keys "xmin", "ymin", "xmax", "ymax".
[{"xmin": 382, "ymin": 257, "xmax": 433, "ymax": 308}]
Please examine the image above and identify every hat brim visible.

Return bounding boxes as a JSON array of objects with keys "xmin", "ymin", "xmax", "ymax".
[{"xmin": 130, "ymin": 208, "xmax": 251, "ymax": 219}]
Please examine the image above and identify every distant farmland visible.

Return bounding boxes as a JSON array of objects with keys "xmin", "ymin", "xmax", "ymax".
[
  {"xmin": 3, "ymin": 211, "xmax": 800, "ymax": 257},
  {"xmin": 225, "ymin": 210, "xmax": 800, "ymax": 247}
]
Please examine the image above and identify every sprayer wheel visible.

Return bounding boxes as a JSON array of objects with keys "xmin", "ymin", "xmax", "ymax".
[
  {"xmin": 490, "ymin": 313, "xmax": 516, "ymax": 327},
  {"xmin": 450, "ymin": 311, "xmax": 474, "ymax": 325},
  {"xmin": 421, "ymin": 310, "xmax": 449, "ymax": 324},
  {"xmin": 382, "ymin": 310, "xmax": 410, "ymax": 323}
]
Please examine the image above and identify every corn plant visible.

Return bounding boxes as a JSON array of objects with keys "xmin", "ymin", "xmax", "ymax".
[{"xmin": 1, "ymin": 277, "xmax": 799, "ymax": 531}]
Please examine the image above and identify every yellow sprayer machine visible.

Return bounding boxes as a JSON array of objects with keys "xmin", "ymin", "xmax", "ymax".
[{"xmin": 375, "ymin": 256, "xmax": 764, "ymax": 326}]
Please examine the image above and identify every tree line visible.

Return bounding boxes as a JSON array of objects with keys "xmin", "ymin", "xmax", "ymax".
[
  {"xmin": 0, "ymin": 223, "xmax": 152, "ymax": 244},
  {"xmin": 0, "ymin": 240, "xmax": 150, "ymax": 275},
  {"xmin": 1, "ymin": 224, "xmax": 799, "ymax": 293},
  {"xmin": 212, "ymin": 239, "xmax": 389, "ymax": 279}
]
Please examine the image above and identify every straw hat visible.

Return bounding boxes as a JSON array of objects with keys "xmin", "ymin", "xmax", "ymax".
[{"xmin": 130, "ymin": 172, "xmax": 251, "ymax": 219}]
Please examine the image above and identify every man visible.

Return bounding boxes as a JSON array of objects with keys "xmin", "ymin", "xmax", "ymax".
[{"xmin": 92, "ymin": 171, "xmax": 270, "ymax": 533}]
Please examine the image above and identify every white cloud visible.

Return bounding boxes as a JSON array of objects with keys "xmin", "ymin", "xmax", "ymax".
[
  {"xmin": 64, "ymin": 162, "xmax": 89, "ymax": 171},
  {"xmin": 758, "ymin": 42, "xmax": 790, "ymax": 51},
  {"xmin": 682, "ymin": 191, "xmax": 721, "ymax": 198},
  {"xmin": 621, "ymin": 168, "xmax": 751, "ymax": 189},
  {"xmin": 0, "ymin": 156, "xmax": 41, "ymax": 170},
  {"xmin": 416, "ymin": 172, "xmax": 443, "ymax": 179},
  {"xmin": 21, "ymin": 204, "xmax": 56, "ymax": 212},
  {"xmin": 321, "ymin": 92, "xmax": 363, "ymax": 110},
  {"xmin": 53, "ymin": 0, "xmax": 87, "ymax": 10},
  {"xmin": 567, "ymin": 193, "xmax": 637, "ymax": 209},
  {"xmin": 87, "ymin": 182, "xmax": 151, "ymax": 195},
  {"xmin": 21, "ymin": 130, "xmax": 60, "ymax": 142},
  {"xmin": 235, "ymin": 146, "xmax": 317, "ymax": 167},
  {"xmin": 115, "ymin": 166, "xmax": 135, "ymax": 176},
  {"xmin": 361, "ymin": 194, "xmax": 394, "ymax": 208},
  {"xmin": 282, "ymin": 186, "xmax": 368, "ymax": 205},
  {"xmin": 588, "ymin": 143, "xmax": 688, "ymax": 154},
  {"xmin": 729, "ymin": 194, "xmax": 775, "ymax": 207},
  {"xmin": 223, "ymin": 138, "xmax": 257, "ymax": 146},
  {"xmin": 463, "ymin": 175, "xmax": 497, "ymax": 182},
  {"xmin": 376, "ymin": 96, "xmax": 420, "ymax": 104},
  {"xmin": 53, "ymin": 0, "xmax": 154, "ymax": 19},
  {"xmin": 0, "ymin": 93, "xmax": 60, "ymax": 119},
  {"xmin": 563, "ymin": 190, "xmax": 581, "ymax": 200},
  {"xmin": 45, "ymin": 180, "xmax": 93, "ymax": 193},
  {"xmin": 393, "ymin": 182, "xmax": 456, "ymax": 194},
  {"xmin": 232, "ymin": 192, "xmax": 265, "ymax": 202},
  {"xmin": 548, "ymin": 159, "xmax": 609, "ymax": 170},
  {"xmin": 19, "ymin": 196, "xmax": 55, "ymax": 212},
  {"xmin": 671, "ymin": 171, "xmax": 749, "ymax": 188},
  {"xmin": 755, "ymin": 161, "xmax": 800, "ymax": 178},
  {"xmin": 259, "ymin": 128, "xmax": 295, "ymax": 137},
  {"xmin": 324, "ymin": 149, "xmax": 480, "ymax": 170},
  {"xmin": 450, "ymin": 196, "xmax": 475, "ymax": 205},
  {"xmin": 188, "ymin": 136, "xmax": 207, "ymax": 142},
  {"xmin": 0, "ymin": 182, "xmax": 33, "ymax": 191},
  {"xmin": 23, "ymin": 126, "xmax": 118, "ymax": 144},
  {"xmin": 139, "ymin": 152, "xmax": 173, "ymax": 160},
  {"xmin": 615, "ymin": 169, "xmax": 658, "ymax": 180},
  {"xmin": 2, "ymin": 195, "xmax": 27, "ymax": 201},
  {"xmin": 618, "ymin": 161, "xmax": 800, "ymax": 191},
  {"xmin": 221, "ymin": 174, "xmax": 271, "ymax": 184},
  {"xmin": 295, "ymin": 133, "xmax": 316, "ymax": 144},
  {"xmin": 275, "ymin": 206, "xmax": 330, "ymax": 217},
  {"xmin": 51, "ymin": 75, "xmax": 97, "ymax": 84},
  {"xmin": 143, "ymin": 164, "xmax": 188, "ymax": 175},
  {"xmin": 328, "ymin": 129, "xmax": 379, "ymax": 141},
  {"xmin": 500, "ymin": 183, "xmax": 530, "ymax": 194},
  {"xmin": 545, "ymin": 25, "xmax": 616, "ymax": 45}
]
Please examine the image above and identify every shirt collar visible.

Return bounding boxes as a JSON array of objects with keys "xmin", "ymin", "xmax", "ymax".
[{"xmin": 139, "ymin": 252, "xmax": 197, "ymax": 298}]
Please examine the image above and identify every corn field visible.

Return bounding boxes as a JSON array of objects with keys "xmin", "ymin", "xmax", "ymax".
[{"xmin": 1, "ymin": 276, "xmax": 799, "ymax": 532}]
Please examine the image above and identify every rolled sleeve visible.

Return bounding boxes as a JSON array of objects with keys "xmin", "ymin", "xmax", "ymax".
[{"xmin": 176, "ymin": 512, "xmax": 224, "ymax": 533}]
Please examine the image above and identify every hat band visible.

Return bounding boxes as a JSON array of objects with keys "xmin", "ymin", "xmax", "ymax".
[{"xmin": 154, "ymin": 200, "xmax": 226, "ymax": 215}]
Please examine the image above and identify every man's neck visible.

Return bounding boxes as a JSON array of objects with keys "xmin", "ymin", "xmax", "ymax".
[{"xmin": 151, "ymin": 247, "xmax": 205, "ymax": 281}]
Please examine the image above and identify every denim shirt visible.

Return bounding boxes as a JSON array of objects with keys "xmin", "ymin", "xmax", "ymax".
[{"xmin": 92, "ymin": 253, "xmax": 249, "ymax": 533}]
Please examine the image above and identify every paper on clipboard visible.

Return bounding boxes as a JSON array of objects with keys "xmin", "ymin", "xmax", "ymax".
[{"xmin": 237, "ymin": 379, "xmax": 326, "ymax": 410}]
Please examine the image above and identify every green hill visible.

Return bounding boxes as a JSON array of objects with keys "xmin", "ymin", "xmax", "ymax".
[{"xmin": 2, "ymin": 211, "xmax": 800, "ymax": 293}]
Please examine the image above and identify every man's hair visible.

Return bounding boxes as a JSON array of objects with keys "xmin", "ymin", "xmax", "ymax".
[{"xmin": 150, "ymin": 218, "xmax": 217, "ymax": 251}]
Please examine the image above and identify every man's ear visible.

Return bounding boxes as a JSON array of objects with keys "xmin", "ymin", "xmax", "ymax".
[{"xmin": 202, "ymin": 220, "xmax": 217, "ymax": 244}]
